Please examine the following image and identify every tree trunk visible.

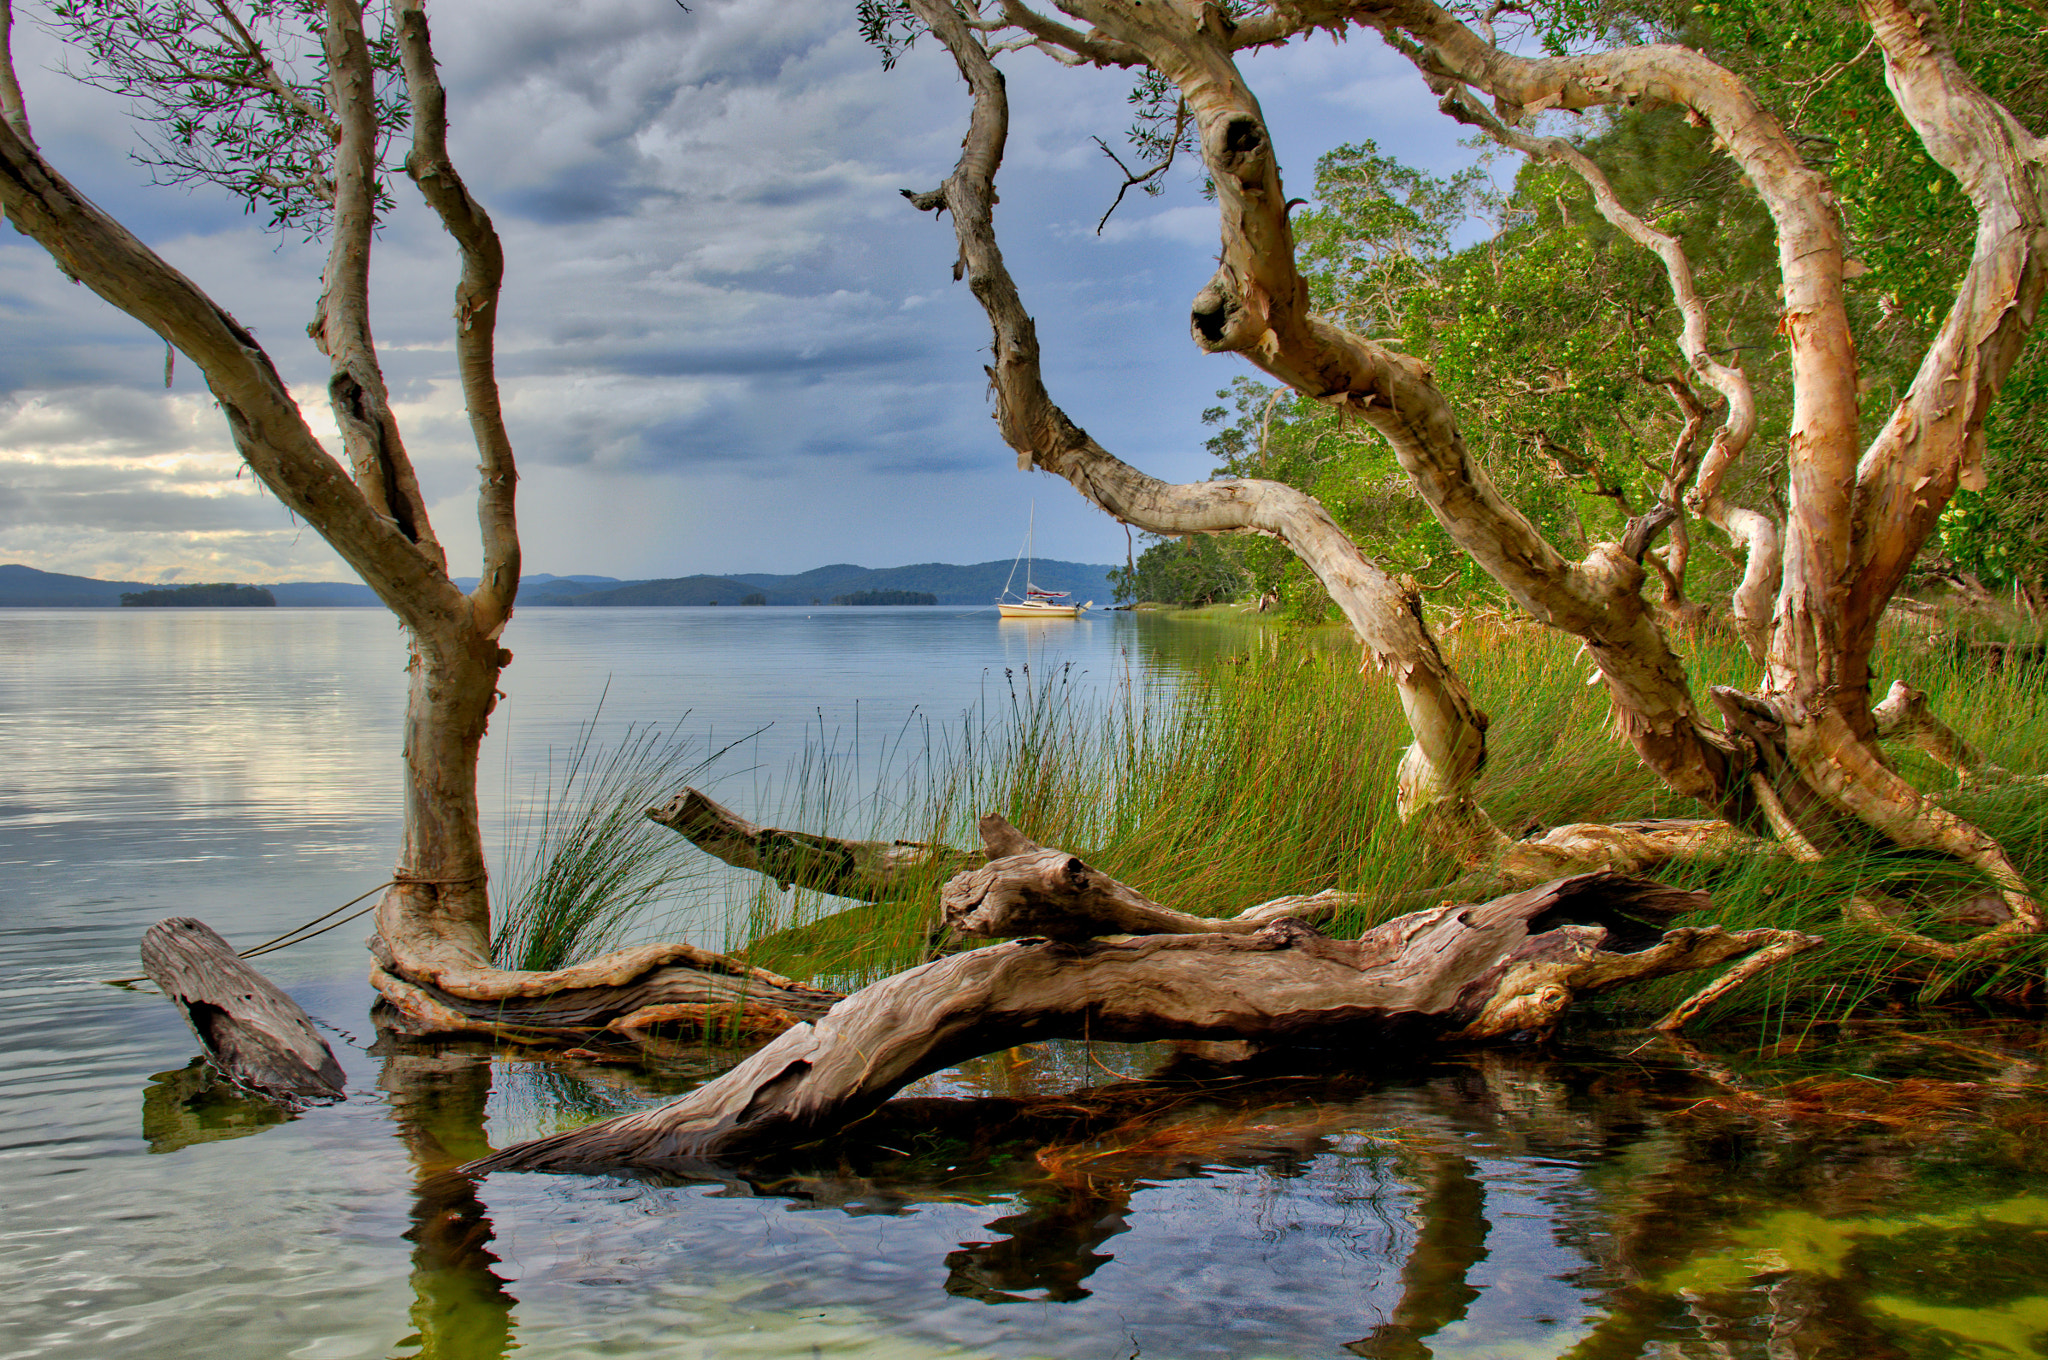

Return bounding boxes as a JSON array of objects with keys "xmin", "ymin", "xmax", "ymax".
[{"xmin": 463, "ymin": 829, "xmax": 1816, "ymax": 1173}]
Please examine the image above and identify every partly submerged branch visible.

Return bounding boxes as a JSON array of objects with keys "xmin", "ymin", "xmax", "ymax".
[{"xmin": 465, "ymin": 851, "xmax": 1817, "ymax": 1173}]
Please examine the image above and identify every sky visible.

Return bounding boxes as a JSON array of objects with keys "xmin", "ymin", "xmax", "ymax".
[{"xmin": 0, "ymin": 0, "xmax": 1489, "ymax": 584}]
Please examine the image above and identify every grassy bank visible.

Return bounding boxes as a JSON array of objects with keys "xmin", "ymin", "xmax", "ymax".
[{"xmin": 519, "ymin": 614, "xmax": 2048, "ymax": 1025}]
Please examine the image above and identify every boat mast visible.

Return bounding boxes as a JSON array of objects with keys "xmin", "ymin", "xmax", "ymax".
[{"xmin": 999, "ymin": 504, "xmax": 1031, "ymax": 603}]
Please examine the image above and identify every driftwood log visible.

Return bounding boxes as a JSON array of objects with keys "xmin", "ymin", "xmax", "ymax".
[
  {"xmin": 647, "ymin": 787, "xmax": 983, "ymax": 898},
  {"xmin": 941, "ymin": 815, "xmax": 1361, "ymax": 939},
  {"xmin": 140, "ymin": 917, "xmax": 347, "ymax": 1103},
  {"xmin": 466, "ymin": 823, "xmax": 1819, "ymax": 1175}
]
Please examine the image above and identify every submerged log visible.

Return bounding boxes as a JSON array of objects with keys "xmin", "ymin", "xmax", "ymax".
[
  {"xmin": 647, "ymin": 786, "xmax": 983, "ymax": 899},
  {"xmin": 140, "ymin": 917, "xmax": 347, "ymax": 1103},
  {"xmin": 466, "ymin": 847, "xmax": 1818, "ymax": 1174}
]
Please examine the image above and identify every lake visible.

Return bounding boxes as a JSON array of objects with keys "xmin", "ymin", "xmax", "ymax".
[{"xmin": 3, "ymin": 606, "xmax": 2046, "ymax": 1359}]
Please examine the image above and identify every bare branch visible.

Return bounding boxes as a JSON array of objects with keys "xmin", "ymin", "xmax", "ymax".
[
  {"xmin": 900, "ymin": 0, "xmax": 1505, "ymax": 864},
  {"xmin": 1, "ymin": 0, "xmax": 36, "ymax": 147},
  {"xmin": 995, "ymin": 0, "xmax": 1143, "ymax": 67},
  {"xmin": 307, "ymin": 0, "xmax": 441, "ymax": 562},
  {"xmin": 393, "ymin": 0, "xmax": 519, "ymax": 633},
  {"xmin": 1434, "ymin": 83, "xmax": 1779, "ymax": 658},
  {"xmin": 0, "ymin": 108, "xmax": 462, "ymax": 631},
  {"xmin": 1089, "ymin": 95, "xmax": 1185, "ymax": 233},
  {"xmin": 1057, "ymin": 0, "xmax": 1745, "ymax": 811}
]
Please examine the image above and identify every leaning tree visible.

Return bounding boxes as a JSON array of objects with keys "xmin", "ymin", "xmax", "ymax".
[
  {"xmin": 0, "ymin": 0, "xmax": 837, "ymax": 1034},
  {"xmin": 867, "ymin": 0, "xmax": 2048, "ymax": 959}
]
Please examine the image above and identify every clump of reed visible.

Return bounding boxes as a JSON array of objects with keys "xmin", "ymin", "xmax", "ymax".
[{"xmin": 491, "ymin": 711, "xmax": 730, "ymax": 973}]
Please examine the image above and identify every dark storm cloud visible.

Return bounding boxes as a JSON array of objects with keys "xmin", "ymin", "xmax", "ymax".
[{"xmin": 496, "ymin": 162, "xmax": 668, "ymax": 226}]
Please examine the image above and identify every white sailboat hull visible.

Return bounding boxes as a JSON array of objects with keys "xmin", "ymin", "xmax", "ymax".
[{"xmin": 997, "ymin": 599, "xmax": 1088, "ymax": 619}]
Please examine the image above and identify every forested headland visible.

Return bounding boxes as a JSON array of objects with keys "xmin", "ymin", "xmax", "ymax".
[{"xmin": 119, "ymin": 583, "xmax": 275, "ymax": 608}]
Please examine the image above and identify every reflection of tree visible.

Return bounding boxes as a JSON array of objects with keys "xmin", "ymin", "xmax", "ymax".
[
  {"xmin": 455, "ymin": 1031, "xmax": 2044, "ymax": 1355},
  {"xmin": 944, "ymin": 1180, "xmax": 1132, "ymax": 1302},
  {"xmin": 378, "ymin": 1043, "xmax": 515, "ymax": 1360},
  {"xmin": 1345, "ymin": 1154, "xmax": 1489, "ymax": 1359}
]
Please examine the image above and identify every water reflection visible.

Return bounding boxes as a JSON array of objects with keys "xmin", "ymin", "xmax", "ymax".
[
  {"xmin": 14, "ymin": 612, "xmax": 2048, "ymax": 1357},
  {"xmin": 1344, "ymin": 1154, "xmax": 1488, "ymax": 1358},
  {"xmin": 457, "ymin": 1027, "xmax": 2048, "ymax": 1359},
  {"xmin": 140, "ymin": 1058, "xmax": 294, "ymax": 1154},
  {"xmin": 379, "ymin": 1042, "xmax": 516, "ymax": 1360}
]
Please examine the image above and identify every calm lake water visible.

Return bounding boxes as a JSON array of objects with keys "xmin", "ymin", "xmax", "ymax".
[{"xmin": 3, "ymin": 606, "xmax": 2047, "ymax": 1359}]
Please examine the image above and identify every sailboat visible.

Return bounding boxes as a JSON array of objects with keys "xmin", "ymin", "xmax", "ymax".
[{"xmin": 997, "ymin": 506, "xmax": 1092, "ymax": 619}]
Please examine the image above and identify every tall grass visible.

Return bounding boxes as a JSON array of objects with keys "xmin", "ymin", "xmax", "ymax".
[
  {"xmin": 492, "ymin": 710, "xmax": 735, "ymax": 972},
  {"xmin": 512, "ymin": 610, "xmax": 2048, "ymax": 1024}
]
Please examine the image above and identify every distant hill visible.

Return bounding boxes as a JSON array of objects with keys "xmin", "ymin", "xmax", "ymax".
[
  {"xmin": 562, "ymin": 575, "xmax": 761, "ymax": 606},
  {"xmin": 0, "ymin": 563, "xmax": 142, "ymax": 606},
  {"xmin": 592, "ymin": 559, "xmax": 1116, "ymax": 607},
  {"xmin": 0, "ymin": 561, "xmax": 1116, "ymax": 609}
]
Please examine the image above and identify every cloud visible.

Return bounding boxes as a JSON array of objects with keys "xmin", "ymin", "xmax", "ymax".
[{"xmin": 0, "ymin": 0, "xmax": 1491, "ymax": 580}]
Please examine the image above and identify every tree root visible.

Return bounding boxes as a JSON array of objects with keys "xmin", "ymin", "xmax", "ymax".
[{"xmin": 368, "ymin": 938, "xmax": 840, "ymax": 1041}]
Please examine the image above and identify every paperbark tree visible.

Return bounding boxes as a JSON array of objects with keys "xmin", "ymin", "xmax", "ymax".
[
  {"xmin": 882, "ymin": 0, "xmax": 2048, "ymax": 957},
  {"xmin": 0, "ymin": 0, "xmax": 821, "ymax": 1032}
]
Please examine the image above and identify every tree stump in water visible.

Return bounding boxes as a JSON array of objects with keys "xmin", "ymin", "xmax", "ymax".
[
  {"xmin": 140, "ymin": 917, "xmax": 347, "ymax": 1103},
  {"xmin": 464, "ymin": 820, "xmax": 1820, "ymax": 1175}
]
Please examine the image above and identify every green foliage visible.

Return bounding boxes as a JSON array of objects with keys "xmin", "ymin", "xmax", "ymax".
[
  {"xmin": 43, "ymin": 0, "xmax": 411, "ymax": 235},
  {"xmin": 1509, "ymin": 0, "xmax": 2048, "ymax": 586},
  {"xmin": 1136, "ymin": 2, "xmax": 2047, "ymax": 604},
  {"xmin": 854, "ymin": 0, "xmax": 920, "ymax": 71},
  {"xmin": 1294, "ymin": 140, "xmax": 1493, "ymax": 336},
  {"xmin": 1109, "ymin": 532, "xmax": 1251, "ymax": 606}
]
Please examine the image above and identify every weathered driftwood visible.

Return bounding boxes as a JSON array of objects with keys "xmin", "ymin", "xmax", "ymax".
[
  {"xmin": 648, "ymin": 786, "xmax": 984, "ymax": 898},
  {"xmin": 465, "ymin": 850, "xmax": 1819, "ymax": 1174},
  {"xmin": 942, "ymin": 814, "xmax": 1359, "ymax": 940},
  {"xmin": 368, "ymin": 936, "xmax": 840, "ymax": 1040},
  {"xmin": 140, "ymin": 917, "xmax": 346, "ymax": 1103}
]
